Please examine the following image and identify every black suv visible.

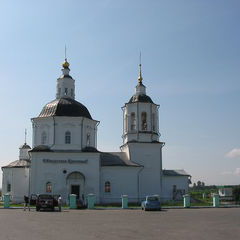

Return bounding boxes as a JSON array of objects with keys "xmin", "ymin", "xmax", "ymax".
[{"xmin": 36, "ymin": 194, "xmax": 55, "ymax": 211}]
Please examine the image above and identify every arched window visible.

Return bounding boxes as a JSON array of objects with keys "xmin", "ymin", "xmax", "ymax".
[
  {"xmin": 71, "ymin": 89, "xmax": 74, "ymax": 97},
  {"xmin": 131, "ymin": 112, "xmax": 136, "ymax": 131},
  {"xmin": 65, "ymin": 131, "xmax": 71, "ymax": 144},
  {"xmin": 58, "ymin": 88, "xmax": 61, "ymax": 95},
  {"xmin": 64, "ymin": 88, "xmax": 68, "ymax": 95},
  {"xmin": 41, "ymin": 131, "xmax": 47, "ymax": 145},
  {"xmin": 46, "ymin": 182, "xmax": 52, "ymax": 193},
  {"xmin": 105, "ymin": 181, "xmax": 111, "ymax": 193},
  {"xmin": 141, "ymin": 112, "xmax": 147, "ymax": 131},
  {"xmin": 7, "ymin": 183, "xmax": 11, "ymax": 192},
  {"xmin": 86, "ymin": 134, "xmax": 90, "ymax": 146}
]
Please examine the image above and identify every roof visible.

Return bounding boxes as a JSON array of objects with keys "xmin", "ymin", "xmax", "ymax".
[
  {"xmin": 29, "ymin": 145, "xmax": 99, "ymax": 153},
  {"xmin": 82, "ymin": 147, "xmax": 99, "ymax": 152},
  {"xmin": 163, "ymin": 169, "xmax": 190, "ymax": 177},
  {"xmin": 29, "ymin": 147, "xmax": 140, "ymax": 167},
  {"xmin": 19, "ymin": 143, "xmax": 31, "ymax": 149},
  {"xmin": 38, "ymin": 97, "xmax": 92, "ymax": 119},
  {"xmin": 100, "ymin": 152, "xmax": 141, "ymax": 167},
  {"xmin": 59, "ymin": 74, "xmax": 73, "ymax": 79},
  {"xmin": 29, "ymin": 145, "xmax": 53, "ymax": 152},
  {"xmin": 2, "ymin": 160, "xmax": 30, "ymax": 169},
  {"xmin": 128, "ymin": 94, "xmax": 154, "ymax": 104}
]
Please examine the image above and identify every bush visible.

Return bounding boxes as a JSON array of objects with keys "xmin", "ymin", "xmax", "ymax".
[{"xmin": 233, "ymin": 186, "xmax": 240, "ymax": 203}]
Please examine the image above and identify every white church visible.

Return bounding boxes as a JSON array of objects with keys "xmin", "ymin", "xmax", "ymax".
[{"xmin": 2, "ymin": 59, "xmax": 191, "ymax": 204}]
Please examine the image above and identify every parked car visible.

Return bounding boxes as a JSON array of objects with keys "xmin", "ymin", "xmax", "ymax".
[
  {"xmin": 36, "ymin": 194, "xmax": 55, "ymax": 211},
  {"xmin": 141, "ymin": 195, "xmax": 161, "ymax": 211},
  {"xmin": 53, "ymin": 194, "xmax": 60, "ymax": 207}
]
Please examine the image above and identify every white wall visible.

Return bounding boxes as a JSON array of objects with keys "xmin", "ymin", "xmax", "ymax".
[
  {"xmin": 123, "ymin": 142, "xmax": 163, "ymax": 200},
  {"xmin": 29, "ymin": 151, "xmax": 100, "ymax": 203},
  {"xmin": 56, "ymin": 76, "xmax": 75, "ymax": 99},
  {"xmin": 32, "ymin": 116, "xmax": 98, "ymax": 150},
  {"xmin": 2, "ymin": 167, "xmax": 29, "ymax": 203},
  {"xmin": 100, "ymin": 166, "xmax": 140, "ymax": 203},
  {"xmin": 162, "ymin": 175, "xmax": 189, "ymax": 201}
]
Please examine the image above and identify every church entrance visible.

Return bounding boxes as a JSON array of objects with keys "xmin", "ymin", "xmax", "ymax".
[
  {"xmin": 71, "ymin": 185, "xmax": 80, "ymax": 199},
  {"xmin": 67, "ymin": 172, "xmax": 85, "ymax": 200}
]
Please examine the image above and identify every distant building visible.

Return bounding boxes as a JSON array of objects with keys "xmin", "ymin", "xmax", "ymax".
[
  {"xmin": 2, "ymin": 143, "xmax": 30, "ymax": 203},
  {"xmin": 2, "ymin": 59, "xmax": 191, "ymax": 203},
  {"xmin": 218, "ymin": 185, "xmax": 237, "ymax": 200}
]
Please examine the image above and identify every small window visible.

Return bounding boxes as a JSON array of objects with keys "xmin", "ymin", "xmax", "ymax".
[
  {"xmin": 65, "ymin": 131, "xmax": 71, "ymax": 144},
  {"xmin": 71, "ymin": 89, "xmax": 74, "ymax": 97},
  {"xmin": 131, "ymin": 112, "xmax": 136, "ymax": 131},
  {"xmin": 64, "ymin": 88, "xmax": 68, "ymax": 95},
  {"xmin": 7, "ymin": 183, "xmax": 11, "ymax": 192},
  {"xmin": 41, "ymin": 131, "xmax": 47, "ymax": 145},
  {"xmin": 86, "ymin": 134, "xmax": 90, "ymax": 146},
  {"xmin": 105, "ymin": 181, "xmax": 111, "ymax": 193},
  {"xmin": 46, "ymin": 182, "xmax": 52, "ymax": 193},
  {"xmin": 58, "ymin": 88, "xmax": 61, "ymax": 95},
  {"xmin": 141, "ymin": 112, "xmax": 147, "ymax": 130}
]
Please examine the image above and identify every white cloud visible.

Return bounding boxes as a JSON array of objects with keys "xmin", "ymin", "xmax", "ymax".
[
  {"xmin": 234, "ymin": 168, "xmax": 240, "ymax": 176},
  {"xmin": 221, "ymin": 168, "xmax": 240, "ymax": 176},
  {"xmin": 225, "ymin": 148, "xmax": 240, "ymax": 158},
  {"xmin": 221, "ymin": 171, "xmax": 233, "ymax": 175}
]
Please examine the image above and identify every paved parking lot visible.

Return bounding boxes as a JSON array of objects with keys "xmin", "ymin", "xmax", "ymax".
[{"xmin": 0, "ymin": 208, "xmax": 239, "ymax": 240}]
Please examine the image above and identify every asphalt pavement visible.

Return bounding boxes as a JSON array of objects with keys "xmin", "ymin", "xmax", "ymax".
[{"xmin": 0, "ymin": 208, "xmax": 239, "ymax": 240}]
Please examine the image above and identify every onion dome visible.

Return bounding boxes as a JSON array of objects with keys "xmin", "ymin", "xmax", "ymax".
[
  {"xmin": 128, "ymin": 63, "xmax": 154, "ymax": 104},
  {"xmin": 62, "ymin": 59, "xmax": 70, "ymax": 69},
  {"xmin": 128, "ymin": 91, "xmax": 153, "ymax": 103},
  {"xmin": 60, "ymin": 58, "xmax": 72, "ymax": 79},
  {"xmin": 19, "ymin": 143, "xmax": 31, "ymax": 149},
  {"xmin": 38, "ymin": 96, "xmax": 92, "ymax": 119}
]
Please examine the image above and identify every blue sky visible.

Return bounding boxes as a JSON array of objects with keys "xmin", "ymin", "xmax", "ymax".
[{"xmin": 0, "ymin": 0, "xmax": 240, "ymax": 186}]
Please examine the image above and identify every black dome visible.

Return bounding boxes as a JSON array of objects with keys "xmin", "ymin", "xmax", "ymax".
[
  {"xmin": 19, "ymin": 143, "xmax": 31, "ymax": 149},
  {"xmin": 128, "ymin": 94, "xmax": 153, "ymax": 104},
  {"xmin": 38, "ymin": 97, "xmax": 92, "ymax": 119}
]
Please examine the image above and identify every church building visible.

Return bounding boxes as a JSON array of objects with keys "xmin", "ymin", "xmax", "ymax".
[{"xmin": 2, "ymin": 58, "xmax": 191, "ymax": 203}]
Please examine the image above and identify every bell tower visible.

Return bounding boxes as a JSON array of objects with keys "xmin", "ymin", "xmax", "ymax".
[
  {"xmin": 120, "ymin": 60, "xmax": 164, "ymax": 199},
  {"xmin": 122, "ymin": 63, "xmax": 160, "ymax": 144}
]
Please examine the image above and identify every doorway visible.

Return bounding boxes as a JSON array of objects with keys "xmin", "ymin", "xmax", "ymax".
[
  {"xmin": 71, "ymin": 185, "xmax": 80, "ymax": 199},
  {"xmin": 67, "ymin": 171, "xmax": 85, "ymax": 200}
]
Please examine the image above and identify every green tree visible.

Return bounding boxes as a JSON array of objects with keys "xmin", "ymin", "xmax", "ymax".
[{"xmin": 232, "ymin": 186, "xmax": 240, "ymax": 203}]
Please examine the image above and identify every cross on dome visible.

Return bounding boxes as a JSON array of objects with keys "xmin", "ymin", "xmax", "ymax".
[{"xmin": 138, "ymin": 52, "xmax": 143, "ymax": 84}]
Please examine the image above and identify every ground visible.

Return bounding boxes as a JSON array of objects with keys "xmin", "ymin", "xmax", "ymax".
[{"xmin": 0, "ymin": 208, "xmax": 239, "ymax": 240}]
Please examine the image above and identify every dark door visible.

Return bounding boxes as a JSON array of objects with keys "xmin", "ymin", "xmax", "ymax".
[{"xmin": 71, "ymin": 185, "xmax": 80, "ymax": 199}]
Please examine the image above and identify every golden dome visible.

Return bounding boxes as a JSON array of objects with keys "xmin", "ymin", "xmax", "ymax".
[{"xmin": 62, "ymin": 59, "xmax": 70, "ymax": 68}]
